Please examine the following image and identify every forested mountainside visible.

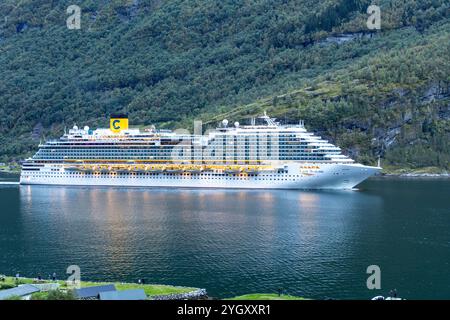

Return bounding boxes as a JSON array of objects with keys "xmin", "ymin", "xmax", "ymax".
[{"xmin": 0, "ymin": 0, "xmax": 449, "ymax": 172}]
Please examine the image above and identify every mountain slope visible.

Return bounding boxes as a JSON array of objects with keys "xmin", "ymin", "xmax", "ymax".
[{"xmin": 0, "ymin": 0, "xmax": 449, "ymax": 171}]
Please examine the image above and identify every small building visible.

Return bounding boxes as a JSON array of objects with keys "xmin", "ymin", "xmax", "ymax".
[
  {"xmin": 74, "ymin": 284, "xmax": 116, "ymax": 300},
  {"xmin": 99, "ymin": 289, "xmax": 147, "ymax": 301},
  {"xmin": 0, "ymin": 284, "xmax": 40, "ymax": 300}
]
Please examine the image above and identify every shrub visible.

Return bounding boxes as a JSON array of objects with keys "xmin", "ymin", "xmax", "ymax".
[
  {"xmin": 0, "ymin": 284, "xmax": 16, "ymax": 290},
  {"xmin": 46, "ymin": 289, "xmax": 77, "ymax": 300}
]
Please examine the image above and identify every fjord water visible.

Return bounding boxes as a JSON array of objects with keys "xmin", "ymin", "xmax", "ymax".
[{"xmin": 0, "ymin": 177, "xmax": 449, "ymax": 299}]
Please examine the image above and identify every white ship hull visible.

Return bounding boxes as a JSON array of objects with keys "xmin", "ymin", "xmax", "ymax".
[{"xmin": 20, "ymin": 163, "xmax": 380, "ymax": 190}]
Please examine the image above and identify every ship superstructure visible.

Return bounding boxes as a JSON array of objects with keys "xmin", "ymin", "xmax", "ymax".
[{"xmin": 20, "ymin": 114, "xmax": 380, "ymax": 189}]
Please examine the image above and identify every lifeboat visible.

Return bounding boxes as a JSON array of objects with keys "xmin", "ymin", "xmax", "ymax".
[
  {"xmin": 148, "ymin": 166, "xmax": 164, "ymax": 173},
  {"xmin": 166, "ymin": 166, "xmax": 183, "ymax": 174},
  {"xmin": 186, "ymin": 167, "xmax": 203, "ymax": 174},
  {"xmin": 245, "ymin": 167, "xmax": 260, "ymax": 174},
  {"xmin": 224, "ymin": 167, "xmax": 241, "ymax": 175},
  {"xmin": 100, "ymin": 167, "xmax": 110, "ymax": 174},
  {"xmin": 65, "ymin": 166, "xmax": 81, "ymax": 172}
]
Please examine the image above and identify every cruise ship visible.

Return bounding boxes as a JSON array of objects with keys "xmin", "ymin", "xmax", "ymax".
[{"xmin": 20, "ymin": 113, "xmax": 381, "ymax": 189}]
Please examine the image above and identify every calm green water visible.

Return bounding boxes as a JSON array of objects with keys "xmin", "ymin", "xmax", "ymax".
[{"xmin": 0, "ymin": 177, "xmax": 449, "ymax": 299}]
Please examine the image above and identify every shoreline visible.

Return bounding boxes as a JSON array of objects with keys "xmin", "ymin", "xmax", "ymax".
[
  {"xmin": 0, "ymin": 275, "xmax": 205, "ymax": 300},
  {"xmin": 381, "ymin": 174, "xmax": 450, "ymax": 178},
  {"xmin": 379, "ymin": 172, "xmax": 450, "ymax": 178},
  {"xmin": 1, "ymin": 275, "xmax": 309, "ymax": 300}
]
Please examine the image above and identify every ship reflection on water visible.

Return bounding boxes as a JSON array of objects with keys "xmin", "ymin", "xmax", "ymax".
[
  {"xmin": 11, "ymin": 184, "xmax": 389, "ymax": 299},
  {"xmin": 2, "ymin": 179, "xmax": 448, "ymax": 299}
]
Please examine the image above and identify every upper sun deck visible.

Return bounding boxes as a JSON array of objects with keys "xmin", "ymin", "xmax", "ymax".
[
  {"xmin": 31, "ymin": 113, "xmax": 353, "ymax": 164},
  {"xmin": 215, "ymin": 113, "xmax": 307, "ymax": 133},
  {"xmin": 53, "ymin": 113, "xmax": 309, "ymax": 143}
]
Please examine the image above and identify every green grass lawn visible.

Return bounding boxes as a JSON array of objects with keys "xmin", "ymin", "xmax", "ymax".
[
  {"xmin": 1, "ymin": 276, "xmax": 36, "ymax": 287},
  {"xmin": 1, "ymin": 276, "xmax": 197, "ymax": 299},
  {"xmin": 74, "ymin": 280, "xmax": 196, "ymax": 296},
  {"xmin": 226, "ymin": 293, "xmax": 308, "ymax": 300}
]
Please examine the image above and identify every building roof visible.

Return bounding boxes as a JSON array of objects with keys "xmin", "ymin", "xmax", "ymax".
[
  {"xmin": 99, "ymin": 289, "xmax": 147, "ymax": 301},
  {"xmin": 0, "ymin": 284, "xmax": 40, "ymax": 300},
  {"xmin": 31, "ymin": 283, "xmax": 60, "ymax": 291},
  {"xmin": 74, "ymin": 284, "xmax": 116, "ymax": 299}
]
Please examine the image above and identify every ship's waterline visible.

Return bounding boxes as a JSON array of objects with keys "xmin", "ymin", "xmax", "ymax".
[{"xmin": 20, "ymin": 113, "xmax": 380, "ymax": 189}]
